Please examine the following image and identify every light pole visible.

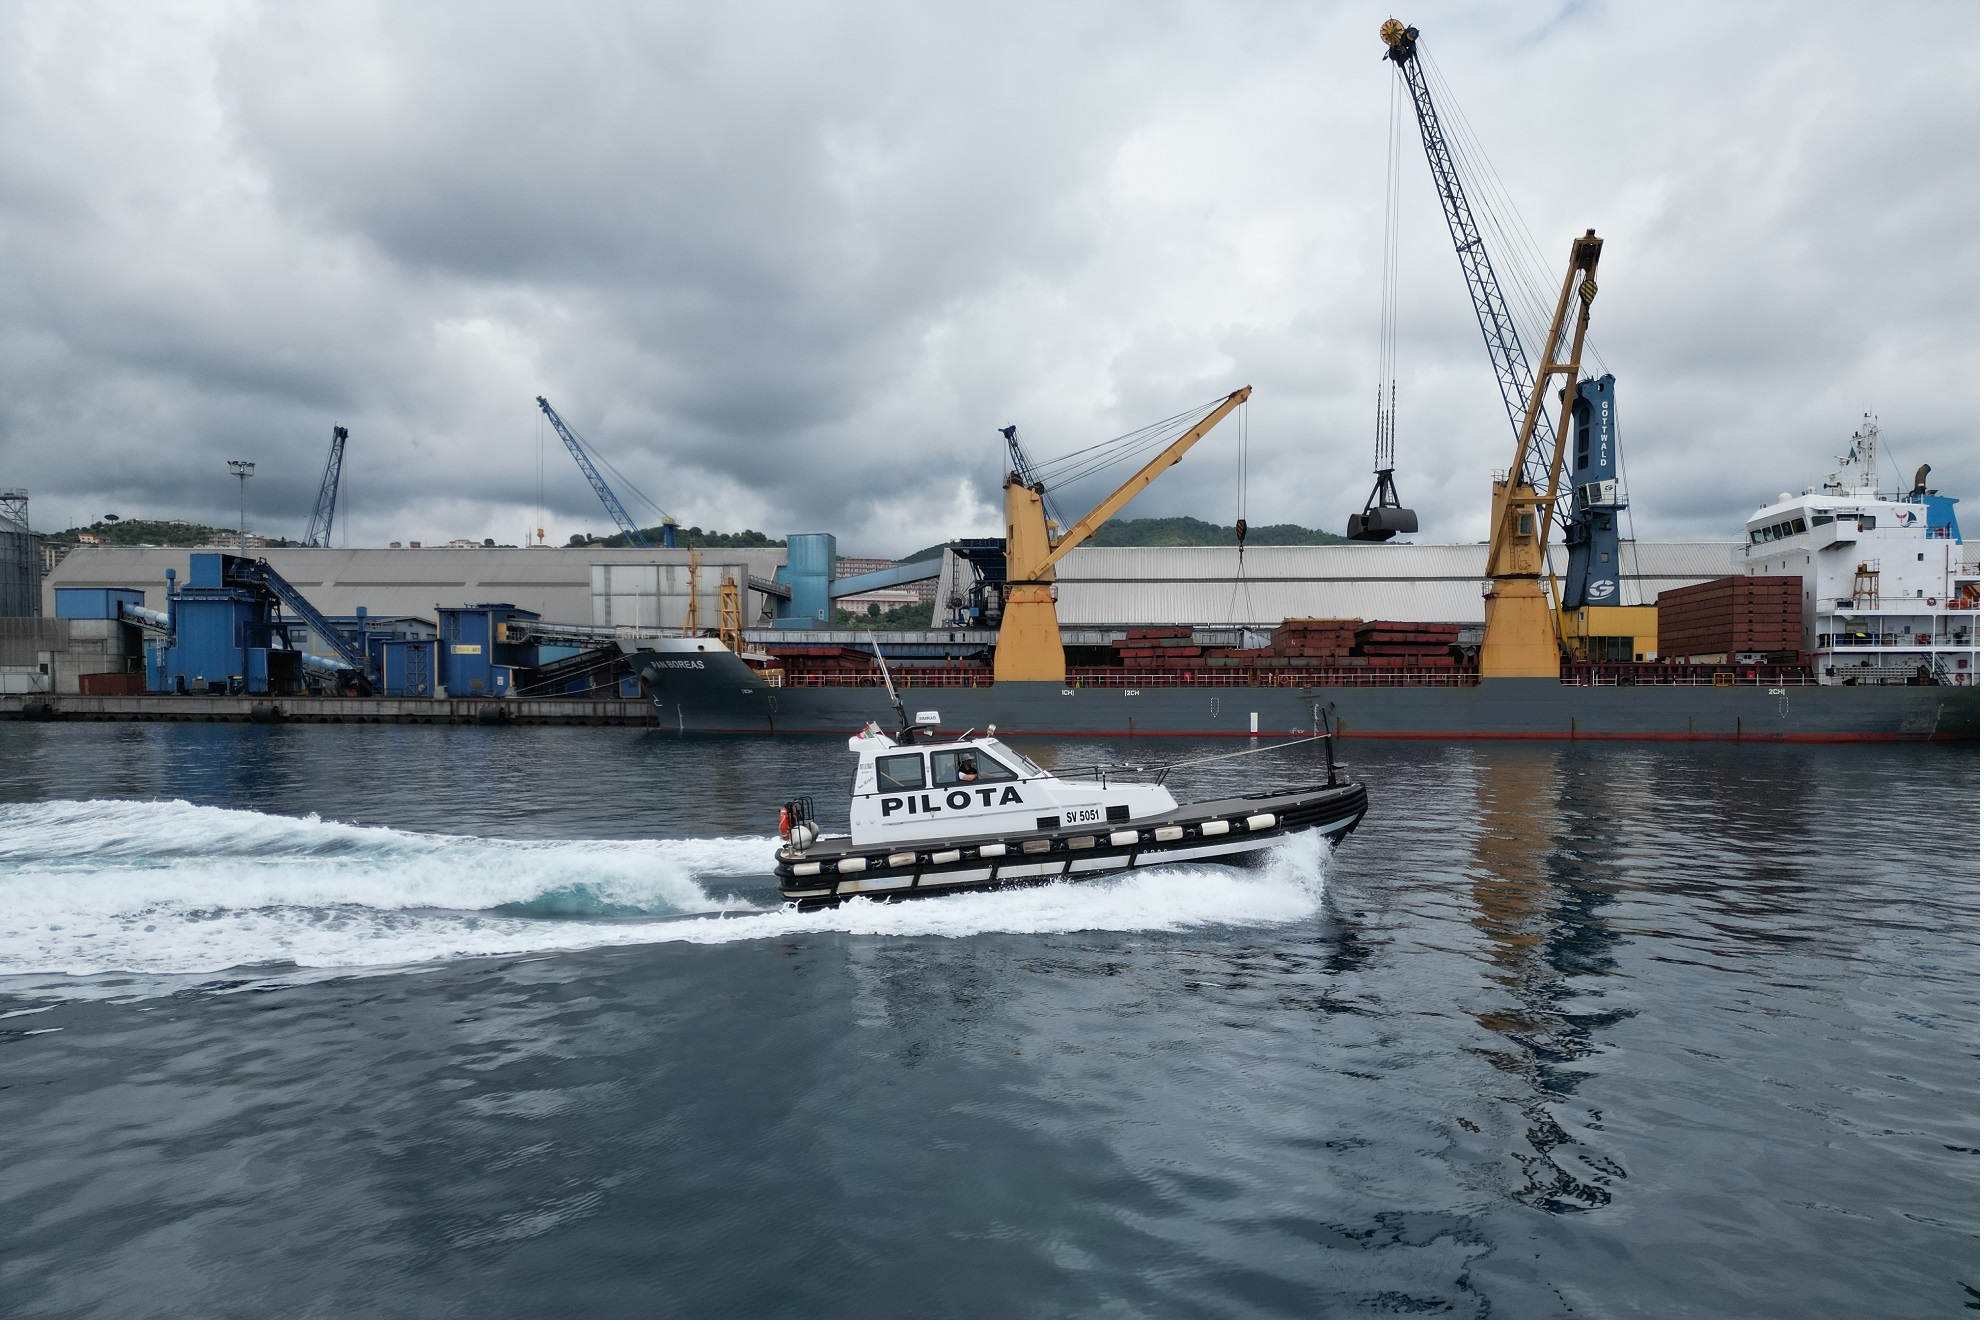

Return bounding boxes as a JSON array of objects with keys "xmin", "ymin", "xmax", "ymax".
[{"xmin": 227, "ymin": 460, "xmax": 254, "ymax": 553}]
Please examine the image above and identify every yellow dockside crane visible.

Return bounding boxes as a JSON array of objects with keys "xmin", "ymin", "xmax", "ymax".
[
  {"xmin": 1479, "ymin": 232, "xmax": 1603, "ymax": 676},
  {"xmin": 994, "ymin": 387, "xmax": 1252, "ymax": 683}
]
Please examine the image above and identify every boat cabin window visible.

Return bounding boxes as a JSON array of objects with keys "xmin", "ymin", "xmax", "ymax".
[
  {"xmin": 932, "ymin": 747, "xmax": 1017, "ymax": 786},
  {"xmin": 874, "ymin": 752, "xmax": 926, "ymax": 792},
  {"xmin": 983, "ymin": 739, "xmax": 1047, "ymax": 777},
  {"xmin": 1811, "ymin": 513, "xmax": 1834, "ymax": 526}
]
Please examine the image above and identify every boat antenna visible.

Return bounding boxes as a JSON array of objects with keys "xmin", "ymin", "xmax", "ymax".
[
  {"xmin": 870, "ymin": 638, "xmax": 911, "ymax": 737},
  {"xmin": 1322, "ymin": 702, "xmax": 1340, "ymax": 787}
]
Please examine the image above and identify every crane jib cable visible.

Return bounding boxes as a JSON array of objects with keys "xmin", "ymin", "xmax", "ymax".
[{"xmin": 1026, "ymin": 396, "xmax": 1235, "ymax": 492}]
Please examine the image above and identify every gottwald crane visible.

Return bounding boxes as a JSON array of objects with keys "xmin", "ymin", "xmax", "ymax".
[
  {"xmin": 1381, "ymin": 19, "xmax": 1608, "ymax": 676},
  {"xmin": 535, "ymin": 395, "xmax": 678, "ymax": 549},
  {"xmin": 303, "ymin": 425, "xmax": 348, "ymax": 547}
]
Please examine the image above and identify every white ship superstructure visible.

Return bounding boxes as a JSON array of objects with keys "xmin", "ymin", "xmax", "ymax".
[{"xmin": 1741, "ymin": 417, "xmax": 1978, "ymax": 685}]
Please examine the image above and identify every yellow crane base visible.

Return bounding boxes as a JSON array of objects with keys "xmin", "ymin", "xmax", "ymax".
[
  {"xmin": 1479, "ymin": 578, "xmax": 1562, "ymax": 678},
  {"xmin": 992, "ymin": 585, "xmax": 1066, "ymax": 682}
]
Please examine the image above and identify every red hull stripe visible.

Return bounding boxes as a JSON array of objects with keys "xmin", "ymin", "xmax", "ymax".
[{"xmin": 688, "ymin": 727, "xmax": 1955, "ymax": 743}]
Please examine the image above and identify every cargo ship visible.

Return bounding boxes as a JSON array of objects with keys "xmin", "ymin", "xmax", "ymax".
[
  {"xmin": 621, "ymin": 635, "xmax": 1973, "ymax": 742},
  {"xmin": 622, "ymin": 413, "xmax": 1978, "ymax": 743}
]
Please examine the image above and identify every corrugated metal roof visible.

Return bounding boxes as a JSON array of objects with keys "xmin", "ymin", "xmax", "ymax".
[
  {"xmin": 1052, "ymin": 542, "xmax": 1739, "ymax": 625},
  {"xmin": 43, "ymin": 546, "xmax": 790, "ymax": 625},
  {"xmin": 42, "ymin": 541, "xmax": 1742, "ymax": 631}
]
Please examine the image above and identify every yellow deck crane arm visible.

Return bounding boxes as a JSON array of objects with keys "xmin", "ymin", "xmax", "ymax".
[
  {"xmin": 994, "ymin": 386, "xmax": 1251, "ymax": 682},
  {"xmin": 1477, "ymin": 232, "xmax": 1602, "ymax": 678}
]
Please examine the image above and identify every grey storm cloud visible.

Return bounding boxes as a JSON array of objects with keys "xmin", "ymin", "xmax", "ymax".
[{"xmin": 0, "ymin": 0, "xmax": 1975, "ymax": 555}]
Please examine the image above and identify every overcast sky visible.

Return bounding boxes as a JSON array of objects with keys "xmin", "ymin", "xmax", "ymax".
[{"xmin": 0, "ymin": 0, "xmax": 1975, "ymax": 556}]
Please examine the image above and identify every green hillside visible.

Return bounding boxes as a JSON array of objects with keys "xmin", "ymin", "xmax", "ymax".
[
  {"xmin": 899, "ymin": 516, "xmax": 1345, "ymax": 561},
  {"xmin": 48, "ymin": 518, "xmax": 301, "ymax": 548},
  {"xmin": 1083, "ymin": 516, "xmax": 1347, "ymax": 547}
]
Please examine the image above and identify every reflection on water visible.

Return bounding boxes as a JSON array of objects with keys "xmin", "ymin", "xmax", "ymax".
[
  {"xmin": 0, "ymin": 725, "xmax": 1974, "ymax": 1318},
  {"xmin": 1462, "ymin": 745, "xmax": 1628, "ymax": 1212}
]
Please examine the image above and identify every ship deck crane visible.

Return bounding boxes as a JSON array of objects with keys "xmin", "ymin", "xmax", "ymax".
[
  {"xmin": 303, "ymin": 425, "xmax": 348, "ymax": 547},
  {"xmin": 535, "ymin": 396, "xmax": 678, "ymax": 549},
  {"xmin": 1381, "ymin": 19, "xmax": 1606, "ymax": 675},
  {"xmin": 995, "ymin": 387, "xmax": 1251, "ymax": 682}
]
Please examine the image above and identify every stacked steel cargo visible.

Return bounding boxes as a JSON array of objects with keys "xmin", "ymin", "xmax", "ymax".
[
  {"xmin": 759, "ymin": 643, "xmax": 882, "ymax": 682},
  {"xmin": 755, "ymin": 642, "xmax": 994, "ymax": 688},
  {"xmin": 1265, "ymin": 619, "xmax": 1359, "ymax": 669},
  {"xmin": 1351, "ymin": 621, "xmax": 1463, "ymax": 672},
  {"xmin": 1116, "ymin": 627, "xmax": 1205, "ymax": 672},
  {"xmin": 1067, "ymin": 618, "xmax": 1473, "ymax": 685},
  {"xmin": 1657, "ymin": 576, "xmax": 1803, "ymax": 663}
]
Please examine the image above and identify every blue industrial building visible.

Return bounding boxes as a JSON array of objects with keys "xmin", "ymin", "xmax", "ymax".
[{"xmin": 436, "ymin": 604, "xmax": 541, "ymax": 697}]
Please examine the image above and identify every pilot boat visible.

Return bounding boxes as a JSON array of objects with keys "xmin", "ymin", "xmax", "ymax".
[{"xmin": 772, "ymin": 709, "xmax": 1368, "ymax": 908}]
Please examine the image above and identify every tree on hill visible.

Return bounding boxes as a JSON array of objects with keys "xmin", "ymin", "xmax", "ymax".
[
  {"xmin": 569, "ymin": 525, "xmax": 784, "ymax": 549},
  {"xmin": 833, "ymin": 600, "xmax": 933, "ymax": 629},
  {"xmin": 897, "ymin": 516, "xmax": 1346, "ymax": 559}
]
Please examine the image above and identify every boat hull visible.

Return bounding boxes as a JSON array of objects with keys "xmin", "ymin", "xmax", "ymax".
[
  {"xmin": 775, "ymin": 781, "xmax": 1368, "ymax": 908},
  {"xmin": 628, "ymin": 651, "xmax": 1979, "ymax": 742}
]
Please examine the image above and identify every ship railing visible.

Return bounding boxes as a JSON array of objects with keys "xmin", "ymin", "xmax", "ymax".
[
  {"xmin": 1067, "ymin": 669, "xmax": 1477, "ymax": 688},
  {"xmin": 779, "ymin": 669, "xmax": 992, "ymax": 689},
  {"xmin": 1561, "ymin": 667, "xmax": 1819, "ymax": 687},
  {"xmin": 776, "ymin": 667, "xmax": 1852, "ymax": 689},
  {"xmin": 776, "ymin": 669, "xmax": 1480, "ymax": 688}
]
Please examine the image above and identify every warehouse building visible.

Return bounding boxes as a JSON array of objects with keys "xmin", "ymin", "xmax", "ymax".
[
  {"xmin": 45, "ymin": 540, "xmax": 1743, "ymax": 636},
  {"xmin": 43, "ymin": 546, "xmax": 792, "ymax": 631},
  {"xmin": 965, "ymin": 541, "xmax": 1741, "ymax": 627}
]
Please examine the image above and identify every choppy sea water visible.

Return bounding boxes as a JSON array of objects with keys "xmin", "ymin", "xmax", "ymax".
[{"xmin": 0, "ymin": 723, "xmax": 1974, "ymax": 1318}]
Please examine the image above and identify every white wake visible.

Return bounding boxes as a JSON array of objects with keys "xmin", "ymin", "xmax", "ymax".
[{"xmin": 0, "ymin": 799, "xmax": 1329, "ymax": 988}]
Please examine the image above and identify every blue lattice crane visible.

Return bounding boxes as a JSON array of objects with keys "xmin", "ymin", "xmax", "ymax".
[
  {"xmin": 1382, "ymin": 18, "xmax": 1611, "ymax": 672},
  {"xmin": 303, "ymin": 425, "xmax": 347, "ymax": 547},
  {"xmin": 1383, "ymin": 19, "xmax": 1628, "ymax": 646},
  {"xmin": 535, "ymin": 396, "xmax": 678, "ymax": 549},
  {"xmin": 1381, "ymin": 21, "xmax": 1552, "ymax": 482}
]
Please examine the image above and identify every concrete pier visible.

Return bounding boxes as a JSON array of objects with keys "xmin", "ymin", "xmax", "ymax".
[{"xmin": 1, "ymin": 693, "xmax": 654, "ymax": 725}]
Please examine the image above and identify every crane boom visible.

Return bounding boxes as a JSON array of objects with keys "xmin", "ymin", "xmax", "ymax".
[
  {"xmin": 994, "ymin": 388, "xmax": 1250, "ymax": 682},
  {"xmin": 303, "ymin": 425, "xmax": 348, "ymax": 548},
  {"xmin": 535, "ymin": 395, "xmax": 662, "ymax": 549},
  {"xmin": 1382, "ymin": 20, "xmax": 1554, "ymax": 488},
  {"xmin": 1025, "ymin": 387, "xmax": 1252, "ymax": 580}
]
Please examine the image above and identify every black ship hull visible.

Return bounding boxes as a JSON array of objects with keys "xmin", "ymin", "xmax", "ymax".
[{"xmin": 629, "ymin": 650, "xmax": 1979, "ymax": 742}]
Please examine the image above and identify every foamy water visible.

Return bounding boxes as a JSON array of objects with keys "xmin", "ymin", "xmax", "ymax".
[{"xmin": 0, "ymin": 799, "xmax": 1329, "ymax": 988}]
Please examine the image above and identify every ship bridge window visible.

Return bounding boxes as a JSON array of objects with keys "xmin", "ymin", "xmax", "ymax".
[
  {"xmin": 875, "ymin": 753, "xmax": 926, "ymax": 792},
  {"xmin": 1859, "ymin": 515, "xmax": 1877, "ymax": 531},
  {"xmin": 1811, "ymin": 513, "xmax": 1834, "ymax": 526},
  {"xmin": 932, "ymin": 748, "xmax": 1017, "ymax": 786}
]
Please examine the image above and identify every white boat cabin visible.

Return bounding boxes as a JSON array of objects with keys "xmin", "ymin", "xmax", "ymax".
[{"xmin": 845, "ymin": 720, "xmax": 1176, "ymax": 847}]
